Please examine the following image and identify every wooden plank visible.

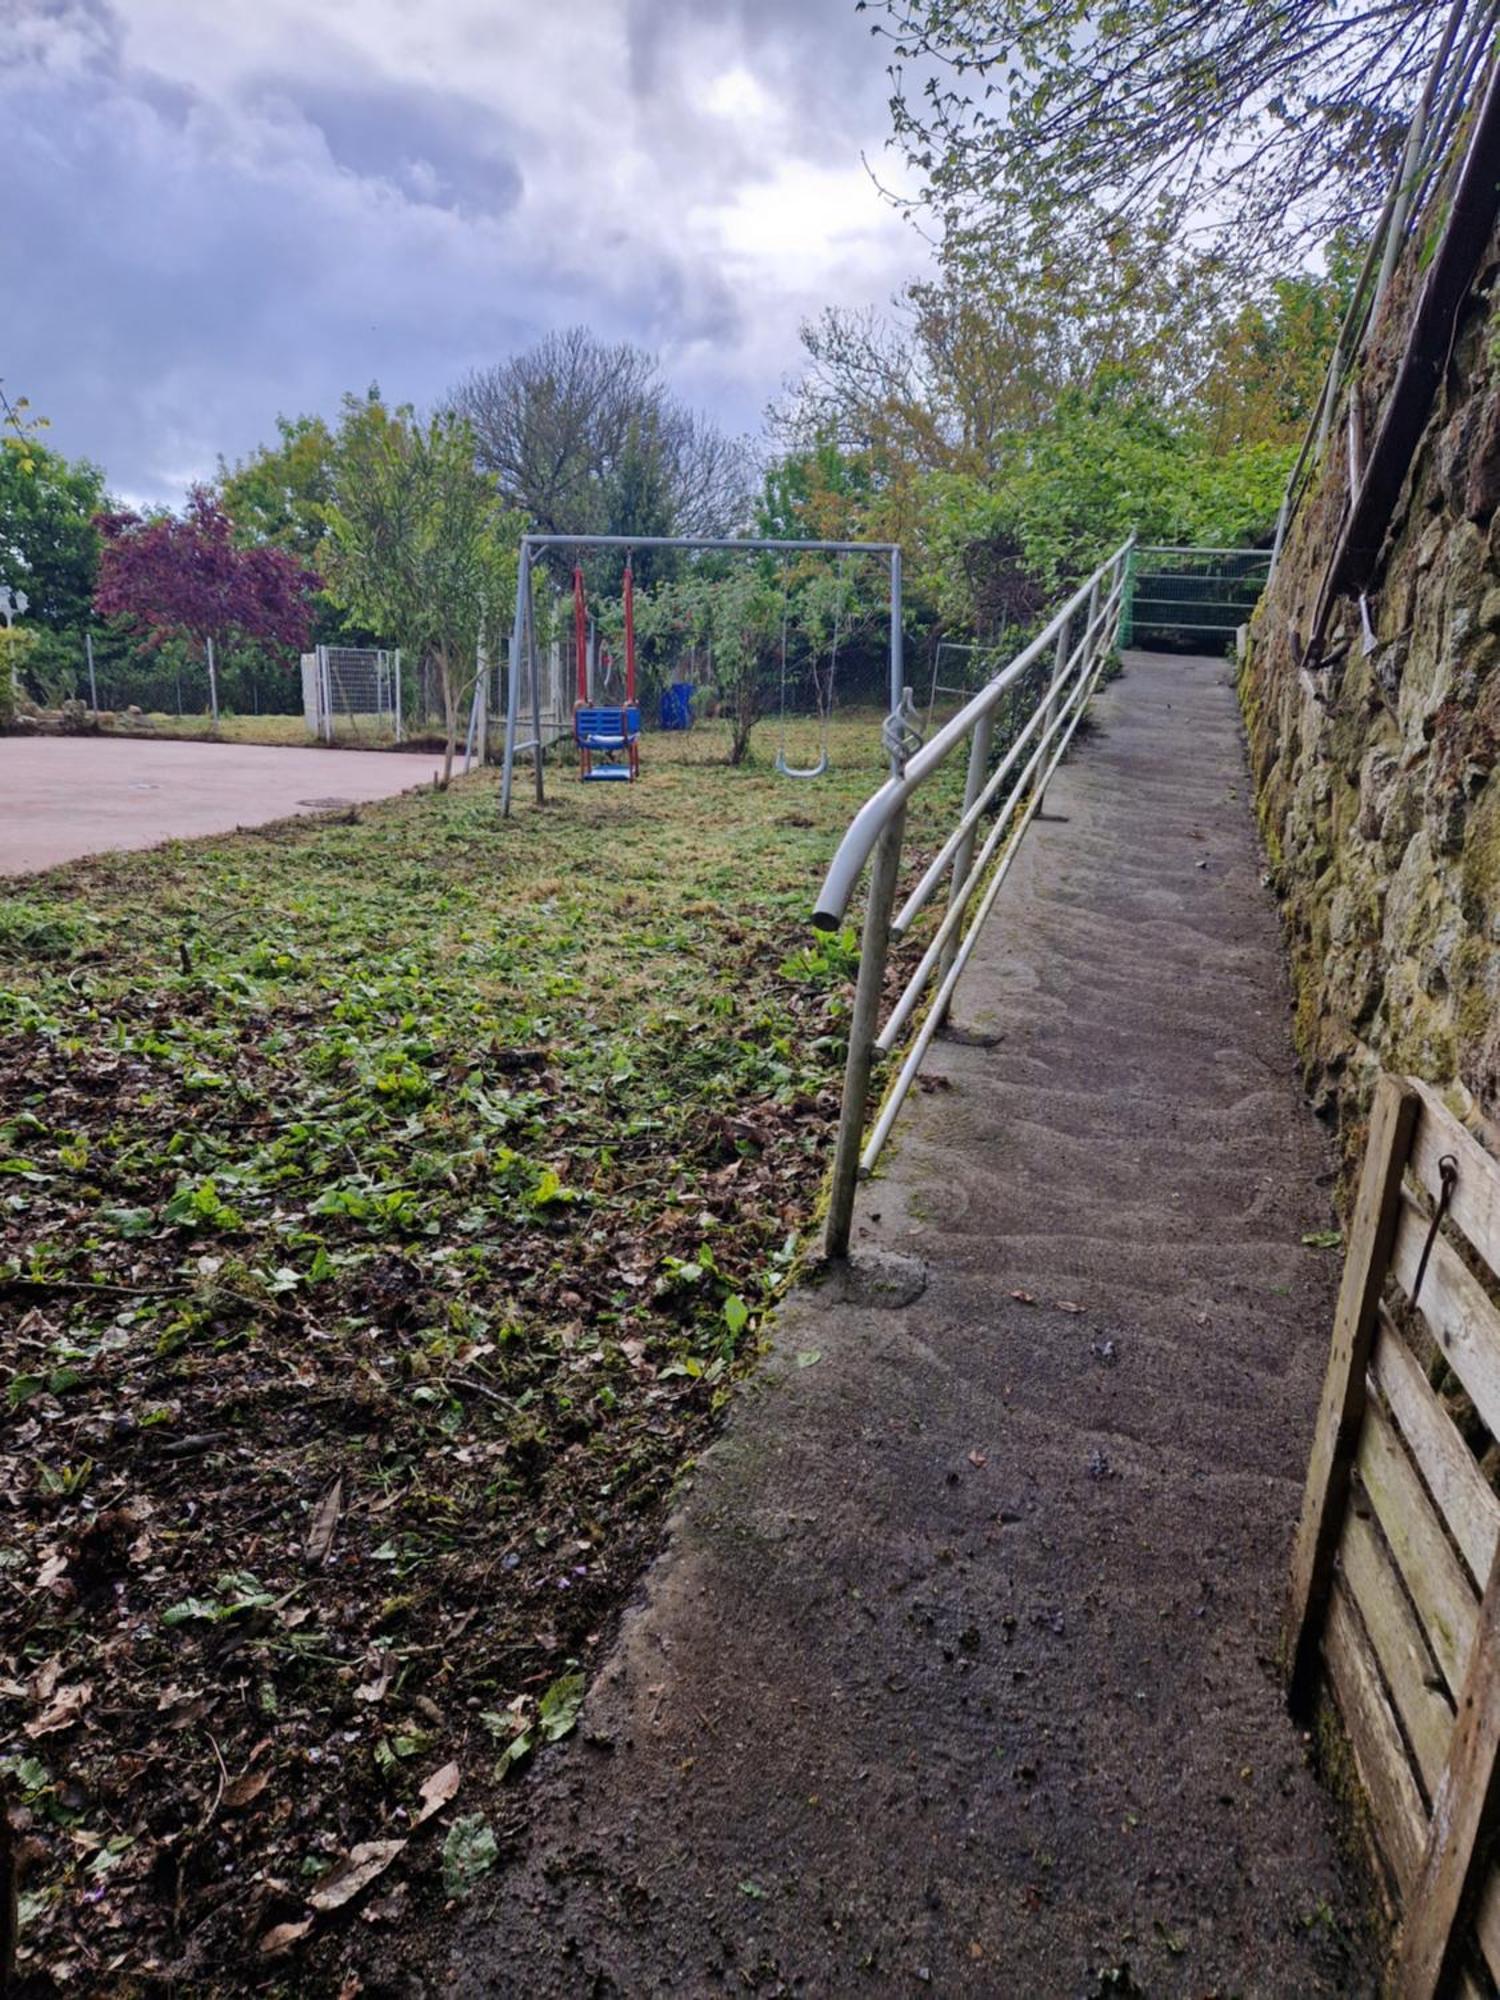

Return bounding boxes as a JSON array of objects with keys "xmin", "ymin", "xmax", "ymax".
[
  {"xmin": 1341, "ymin": 1505, "xmax": 1454, "ymax": 1797},
  {"xmin": 1409, "ymin": 1079, "xmax": 1500, "ymax": 1279},
  {"xmin": 1393, "ymin": 1547, "xmax": 1500, "ymax": 1999},
  {"xmin": 1392, "ymin": 1196, "xmax": 1500, "ymax": 1446},
  {"xmin": 1373, "ymin": 1306, "xmax": 1500, "ymax": 1586},
  {"xmin": 1288, "ymin": 1077, "xmax": 1421, "ymax": 1712},
  {"xmin": 1359, "ymin": 1395, "xmax": 1479, "ymax": 1697},
  {"xmin": 1326, "ymin": 1576, "xmax": 1429, "ymax": 1896}
]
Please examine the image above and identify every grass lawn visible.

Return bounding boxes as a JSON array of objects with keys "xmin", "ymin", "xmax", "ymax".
[
  {"xmin": 0, "ymin": 711, "xmax": 961, "ymax": 1996},
  {"xmin": 89, "ymin": 713, "xmax": 410, "ymax": 750}
]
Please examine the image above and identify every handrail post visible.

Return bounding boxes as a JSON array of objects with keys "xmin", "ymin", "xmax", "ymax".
[
  {"xmin": 824, "ymin": 805, "xmax": 907, "ymax": 1260},
  {"xmin": 1037, "ymin": 611, "xmax": 1071, "ymax": 816},
  {"xmin": 935, "ymin": 710, "xmax": 993, "ymax": 1004}
]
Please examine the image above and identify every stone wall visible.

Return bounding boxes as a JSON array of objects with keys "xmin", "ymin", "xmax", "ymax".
[{"xmin": 1242, "ymin": 221, "xmax": 1500, "ymax": 1167}]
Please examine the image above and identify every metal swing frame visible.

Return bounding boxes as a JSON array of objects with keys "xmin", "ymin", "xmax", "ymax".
[{"xmin": 499, "ymin": 533, "xmax": 906, "ymax": 814}]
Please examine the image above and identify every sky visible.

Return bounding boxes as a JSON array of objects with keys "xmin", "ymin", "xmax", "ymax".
[{"xmin": 5, "ymin": 0, "xmax": 923, "ymax": 506}]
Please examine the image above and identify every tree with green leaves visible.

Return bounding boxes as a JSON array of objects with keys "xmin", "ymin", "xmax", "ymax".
[
  {"xmin": 322, "ymin": 393, "xmax": 522, "ymax": 787},
  {"xmin": 218, "ymin": 414, "xmax": 336, "ymax": 565},
  {"xmin": 0, "ymin": 437, "xmax": 105, "ymax": 631}
]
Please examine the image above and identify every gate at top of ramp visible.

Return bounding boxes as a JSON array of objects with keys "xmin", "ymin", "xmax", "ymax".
[{"xmin": 1123, "ymin": 545, "xmax": 1272, "ymax": 652}]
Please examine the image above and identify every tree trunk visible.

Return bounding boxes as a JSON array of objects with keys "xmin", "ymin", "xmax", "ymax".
[
  {"xmin": 440, "ymin": 652, "xmax": 457, "ymax": 789},
  {"xmin": 729, "ymin": 674, "xmax": 758, "ymax": 766}
]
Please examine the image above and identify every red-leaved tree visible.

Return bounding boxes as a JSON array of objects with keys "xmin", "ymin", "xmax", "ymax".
[{"xmin": 94, "ymin": 486, "xmax": 319, "ymax": 721}]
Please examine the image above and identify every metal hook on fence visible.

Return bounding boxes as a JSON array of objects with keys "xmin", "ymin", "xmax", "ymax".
[
  {"xmin": 881, "ymin": 686, "xmax": 923, "ymax": 772},
  {"xmin": 1410, "ymin": 1153, "xmax": 1459, "ymax": 1306}
]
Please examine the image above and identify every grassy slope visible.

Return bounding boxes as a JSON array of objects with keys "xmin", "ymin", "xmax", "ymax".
[{"xmin": 0, "ymin": 714, "xmax": 958, "ymax": 1996}]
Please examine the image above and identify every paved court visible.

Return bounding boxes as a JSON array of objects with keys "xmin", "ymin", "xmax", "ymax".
[{"xmin": 0, "ymin": 735, "xmax": 438, "ymax": 876}]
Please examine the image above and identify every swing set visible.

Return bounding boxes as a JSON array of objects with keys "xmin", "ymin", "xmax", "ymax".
[{"xmin": 500, "ymin": 532, "xmax": 908, "ymax": 816}]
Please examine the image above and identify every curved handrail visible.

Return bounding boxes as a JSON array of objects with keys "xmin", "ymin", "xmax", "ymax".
[{"xmin": 811, "ymin": 536, "xmax": 1135, "ymax": 932}]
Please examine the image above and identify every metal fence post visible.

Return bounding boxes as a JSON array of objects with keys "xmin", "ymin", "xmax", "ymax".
[
  {"xmin": 936, "ymin": 709, "xmax": 994, "ymax": 1003},
  {"xmin": 206, "ymin": 635, "xmax": 220, "ymax": 731},
  {"xmin": 1037, "ymin": 612, "xmax": 1070, "ymax": 816},
  {"xmin": 824, "ymin": 804, "xmax": 907, "ymax": 1260},
  {"xmin": 85, "ymin": 630, "xmax": 98, "ymax": 715}
]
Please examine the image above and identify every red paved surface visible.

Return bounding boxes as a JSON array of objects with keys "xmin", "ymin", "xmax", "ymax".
[{"xmin": 1, "ymin": 736, "xmax": 441, "ymax": 876}]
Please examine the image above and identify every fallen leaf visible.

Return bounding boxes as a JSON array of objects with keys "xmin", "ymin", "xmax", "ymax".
[
  {"xmin": 413, "ymin": 1760, "xmax": 461, "ymax": 1826},
  {"xmin": 26, "ymin": 1682, "xmax": 92, "ymax": 1738},
  {"xmin": 538, "ymin": 1671, "xmax": 584, "ymax": 1742},
  {"xmin": 222, "ymin": 1770, "xmax": 270, "ymax": 1811},
  {"xmin": 442, "ymin": 1814, "xmax": 498, "ymax": 1898},
  {"xmin": 968, "ymin": 1449, "xmax": 988, "ymax": 1469},
  {"xmin": 1054, "ymin": 1299, "xmax": 1086, "ymax": 1314},
  {"xmin": 1009, "ymin": 1289, "xmax": 1036, "ymax": 1305},
  {"xmin": 31, "ymin": 1657, "xmax": 62, "ymax": 1704},
  {"xmin": 307, "ymin": 1839, "xmax": 406, "ymax": 1914},
  {"xmin": 259, "ymin": 1919, "xmax": 313, "ymax": 1956},
  {"xmin": 305, "ymin": 1474, "xmax": 344, "ymax": 1566},
  {"xmin": 355, "ymin": 1654, "xmax": 393, "ymax": 1705},
  {"xmin": 795, "ymin": 1349, "xmax": 822, "ymax": 1369}
]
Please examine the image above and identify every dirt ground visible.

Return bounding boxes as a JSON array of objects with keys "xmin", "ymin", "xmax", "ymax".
[
  {"xmin": 445, "ymin": 653, "xmax": 1378, "ymax": 1996},
  {"xmin": 0, "ymin": 736, "xmax": 438, "ymax": 875}
]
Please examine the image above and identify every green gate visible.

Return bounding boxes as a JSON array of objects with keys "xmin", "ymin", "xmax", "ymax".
[{"xmin": 1121, "ymin": 545, "xmax": 1272, "ymax": 652}]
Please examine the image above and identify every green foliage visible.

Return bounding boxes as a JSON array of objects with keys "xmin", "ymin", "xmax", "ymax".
[
  {"xmin": 218, "ymin": 414, "xmax": 336, "ymax": 564},
  {"xmin": 0, "ymin": 626, "xmax": 30, "ymax": 723},
  {"xmin": 0, "ymin": 438, "xmax": 106, "ymax": 630},
  {"xmin": 322, "ymin": 392, "xmax": 524, "ymax": 782},
  {"xmin": 921, "ymin": 388, "xmax": 1292, "ymax": 607}
]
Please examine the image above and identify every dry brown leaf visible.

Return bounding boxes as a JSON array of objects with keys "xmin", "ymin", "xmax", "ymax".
[
  {"xmin": 412, "ymin": 1760, "xmax": 461, "ymax": 1827},
  {"xmin": 31, "ymin": 1656, "xmax": 62, "ymax": 1703},
  {"xmin": 1009, "ymin": 1289, "xmax": 1036, "ymax": 1305},
  {"xmin": 305, "ymin": 1474, "xmax": 344, "ymax": 1566},
  {"xmin": 26, "ymin": 1681, "xmax": 92, "ymax": 1738},
  {"xmin": 259, "ymin": 1918, "xmax": 314, "ymax": 1956},
  {"xmin": 1055, "ymin": 1300, "xmax": 1086, "ymax": 1314},
  {"xmin": 354, "ymin": 1653, "xmax": 392, "ymax": 1705},
  {"xmin": 967, "ymin": 1449, "xmax": 988, "ymax": 1469},
  {"xmin": 222, "ymin": 1770, "xmax": 270, "ymax": 1811},
  {"xmin": 307, "ymin": 1838, "xmax": 406, "ymax": 1913}
]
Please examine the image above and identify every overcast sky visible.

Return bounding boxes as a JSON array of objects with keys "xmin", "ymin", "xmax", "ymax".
[{"xmin": 5, "ymin": 0, "xmax": 923, "ymax": 506}]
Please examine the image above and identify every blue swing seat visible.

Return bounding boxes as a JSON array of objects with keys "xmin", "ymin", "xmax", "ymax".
[{"xmin": 575, "ymin": 704, "xmax": 640, "ymax": 782}]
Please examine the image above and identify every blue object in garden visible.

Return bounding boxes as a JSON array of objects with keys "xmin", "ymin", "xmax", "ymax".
[{"xmin": 659, "ymin": 681, "xmax": 694, "ymax": 731}]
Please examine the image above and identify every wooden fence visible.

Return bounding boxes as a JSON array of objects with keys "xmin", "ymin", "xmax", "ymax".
[{"xmin": 1288, "ymin": 1075, "xmax": 1500, "ymax": 1996}]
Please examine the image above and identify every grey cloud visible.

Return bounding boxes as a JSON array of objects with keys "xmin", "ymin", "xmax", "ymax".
[
  {"xmin": 5, "ymin": 0, "xmax": 912, "ymax": 504},
  {"xmin": 250, "ymin": 77, "xmax": 526, "ymax": 219}
]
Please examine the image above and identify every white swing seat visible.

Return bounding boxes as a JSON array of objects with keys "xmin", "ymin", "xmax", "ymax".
[{"xmin": 774, "ymin": 748, "xmax": 829, "ymax": 779}]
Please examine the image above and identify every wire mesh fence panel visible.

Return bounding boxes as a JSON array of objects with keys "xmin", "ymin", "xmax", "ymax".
[
  {"xmin": 317, "ymin": 647, "xmax": 401, "ymax": 743},
  {"xmin": 1124, "ymin": 549, "xmax": 1272, "ymax": 652}
]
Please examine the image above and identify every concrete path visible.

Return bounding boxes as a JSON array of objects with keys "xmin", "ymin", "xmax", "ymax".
[
  {"xmin": 452, "ymin": 652, "xmax": 1375, "ymax": 1995},
  {"xmin": 0, "ymin": 735, "xmax": 435, "ymax": 876}
]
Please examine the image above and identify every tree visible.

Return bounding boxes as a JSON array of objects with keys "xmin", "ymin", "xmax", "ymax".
[
  {"xmin": 450, "ymin": 328, "xmax": 750, "ymax": 543},
  {"xmin": 94, "ymin": 488, "xmax": 319, "ymax": 724},
  {"xmin": 217, "ymin": 414, "xmax": 336, "ymax": 565},
  {"xmin": 322, "ymin": 393, "xmax": 521, "ymax": 787},
  {"xmin": 0, "ymin": 438, "xmax": 105, "ymax": 630},
  {"xmin": 869, "ymin": 0, "xmax": 1466, "ymax": 286}
]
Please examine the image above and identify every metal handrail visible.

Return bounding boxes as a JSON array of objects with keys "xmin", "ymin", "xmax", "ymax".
[{"xmin": 815, "ymin": 536, "xmax": 1134, "ymax": 1257}]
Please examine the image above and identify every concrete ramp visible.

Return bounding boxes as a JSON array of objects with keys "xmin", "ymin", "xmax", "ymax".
[{"xmin": 453, "ymin": 652, "xmax": 1374, "ymax": 1995}]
